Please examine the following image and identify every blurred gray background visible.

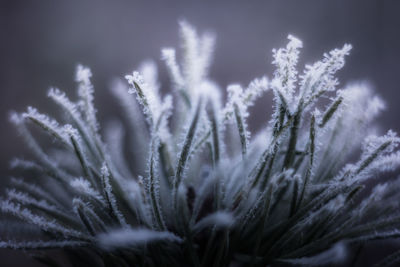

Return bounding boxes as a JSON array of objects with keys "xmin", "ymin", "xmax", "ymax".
[{"xmin": 1, "ymin": 0, "xmax": 400, "ymax": 266}]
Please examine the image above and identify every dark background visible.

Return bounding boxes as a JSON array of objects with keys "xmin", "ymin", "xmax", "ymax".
[{"xmin": 1, "ymin": 0, "xmax": 400, "ymax": 266}]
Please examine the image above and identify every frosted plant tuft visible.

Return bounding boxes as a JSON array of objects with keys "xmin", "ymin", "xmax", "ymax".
[{"xmin": 2, "ymin": 22, "xmax": 400, "ymax": 266}]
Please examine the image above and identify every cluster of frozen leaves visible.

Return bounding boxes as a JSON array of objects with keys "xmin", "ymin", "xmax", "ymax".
[{"xmin": 2, "ymin": 22, "xmax": 400, "ymax": 267}]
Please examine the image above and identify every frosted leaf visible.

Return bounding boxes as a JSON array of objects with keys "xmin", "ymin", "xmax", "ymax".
[
  {"xmin": 5, "ymin": 189, "xmax": 77, "ymax": 228},
  {"xmin": 9, "ymin": 178, "xmax": 60, "ymax": 206},
  {"xmin": 0, "ymin": 240, "xmax": 88, "ymax": 249},
  {"xmin": 180, "ymin": 20, "xmax": 201, "ymax": 90},
  {"xmin": 281, "ymin": 242, "xmax": 347, "ymax": 266},
  {"xmin": 243, "ymin": 76, "xmax": 269, "ymax": 106},
  {"xmin": 22, "ymin": 107, "xmax": 70, "ymax": 146},
  {"xmin": 324, "ymin": 44, "xmax": 353, "ymax": 73},
  {"xmin": 314, "ymin": 84, "xmax": 387, "ymax": 184},
  {"xmin": 272, "ymin": 35, "xmax": 302, "ymax": 111},
  {"xmin": 101, "ymin": 163, "xmax": 128, "ymax": 227},
  {"xmin": 47, "ymin": 88, "xmax": 83, "ymax": 126},
  {"xmin": 354, "ymin": 183, "xmax": 390, "ymax": 219},
  {"xmin": 336, "ymin": 131, "xmax": 400, "ymax": 182},
  {"xmin": 223, "ymin": 77, "xmax": 268, "ymax": 124},
  {"xmin": 198, "ymin": 31, "xmax": 215, "ymax": 79},
  {"xmin": 161, "ymin": 20, "xmax": 216, "ymax": 102},
  {"xmin": 126, "ymin": 62, "xmax": 172, "ymax": 143},
  {"xmin": 75, "ymin": 64, "xmax": 92, "ymax": 84},
  {"xmin": 287, "ymin": 34, "xmax": 303, "ymax": 49},
  {"xmin": 97, "ymin": 228, "xmax": 182, "ymax": 250},
  {"xmin": 110, "ymin": 78, "xmax": 148, "ymax": 132},
  {"xmin": 126, "ymin": 71, "xmax": 143, "ymax": 93},
  {"xmin": 161, "ymin": 48, "xmax": 184, "ymax": 90},
  {"xmin": 146, "ymin": 133, "xmax": 167, "ymax": 230},
  {"xmin": 110, "ymin": 79, "xmax": 148, "ymax": 171},
  {"xmin": 299, "ymin": 44, "xmax": 352, "ymax": 107},
  {"xmin": 224, "ymin": 84, "xmax": 244, "ymax": 121},
  {"xmin": 63, "ymin": 124, "xmax": 79, "ymax": 137},
  {"xmin": 70, "ymin": 178, "xmax": 105, "ymax": 204},
  {"xmin": 339, "ymin": 83, "xmax": 385, "ymax": 126},
  {"xmin": 125, "ymin": 68, "xmax": 172, "ymax": 141},
  {"xmin": 174, "ymin": 98, "xmax": 204, "ymax": 190},
  {"xmin": 371, "ymin": 151, "xmax": 400, "ymax": 173},
  {"xmin": 125, "ymin": 70, "xmax": 152, "ymax": 123},
  {"xmin": 76, "ymin": 65, "xmax": 98, "ymax": 134},
  {"xmin": 63, "ymin": 124, "xmax": 93, "ymax": 181},
  {"xmin": 6, "ymin": 189, "xmax": 61, "ymax": 215},
  {"xmin": 0, "ymin": 200, "xmax": 85, "ymax": 239},
  {"xmin": 223, "ymin": 82, "xmax": 268, "ymax": 156},
  {"xmin": 73, "ymin": 197, "xmax": 107, "ymax": 235},
  {"xmin": 10, "ymin": 158, "xmax": 42, "ymax": 171},
  {"xmin": 361, "ymin": 130, "xmax": 399, "ymax": 156},
  {"xmin": 9, "ymin": 112, "xmax": 72, "ymax": 183},
  {"xmin": 48, "ymin": 87, "xmax": 100, "ymax": 158}
]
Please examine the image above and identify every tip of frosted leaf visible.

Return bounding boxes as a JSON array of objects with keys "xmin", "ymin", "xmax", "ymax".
[
  {"xmin": 125, "ymin": 71, "xmax": 144, "ymax": 86},
  {"xmin": 178, "ymin": 19, "xmax": 195, "ymax": 31},
  {"xmin": 97, "ymin": 228, "xmax": 183, "ymax": 250},
  {"xmin": 227, "ymin": 84, "xmax": 243, "ymax": 95},
  {"xmin": 75, "ymin": 64, "xmax": 92, "ymax": 83},
  {"xmin": 124, "ymin": 74, "xmax": 133, "ymax": 83},
  {"xmin": 8, "ymin": 111, "xmax": 22, "ymax": 124},
  {"xmin": 343, "ymin": 44, "xmax": 352, "ymax": 51},
  {"xmin": 47, "ymin": 87, "xmax": 63, "ymax": 97},
  {"xmin": 101, "ymin": 163, "xmax": 110, "ymax": 177},
  {"xmin": 70, "ymin": 178, "xmax": 93, "ymax": 195},
  {"xmin": 335, "ymin": 44, "xmax": 352, "ymax": 57},
  {"xmin": 287, "ymin": 34, "xmax": 303, "ymax": 48},
  {"xmin": 63, "ymin": 124, "xmax": 78, "ymax": 136},
  {"xmin": 161, "ymin": 48, "xmax": 175, "ymax": 59}
]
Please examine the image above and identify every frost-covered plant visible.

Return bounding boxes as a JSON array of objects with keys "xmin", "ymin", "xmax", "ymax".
[{"xmin": 2, "ymin": 22, "xmax": 400, "ymax": 266}]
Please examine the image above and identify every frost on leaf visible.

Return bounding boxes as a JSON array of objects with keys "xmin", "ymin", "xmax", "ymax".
[
  {"xmin": 97, "ymin": 228, "xmax": 182, "ymax": 250},
  {"xmin": 76, "ymin": 65, "xmax": 98, "ymax": 134},
  {"xmin": 271, "ymin": 34, "xmax": 302, "ymax": 113}
]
